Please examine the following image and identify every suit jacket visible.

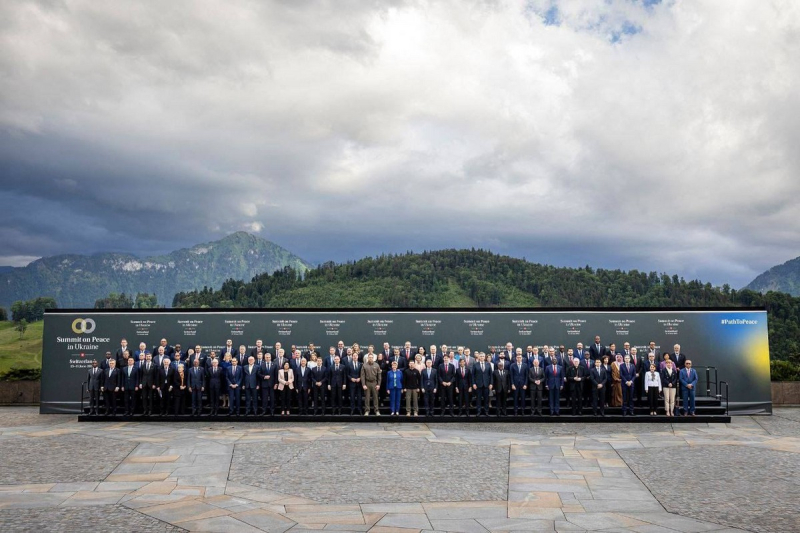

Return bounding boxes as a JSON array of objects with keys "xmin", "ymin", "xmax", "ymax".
[
  {"xmin": 660, "ymin": 367, "xmax": 678, "ymax": 387},
  {"xmin": 437, "ymin": 363, "xmax": 455, "ymax": 386},
  {"xmin": 472, "ymin": 362, "xmax": 493, "ymax": 388},
  {"xmin": 427, "ymin": 355, "xmax": 442, "ymax": 370},
  {"xmin": 121, "ymin": 364, "xmax": 139, "ymax": 390},
  {"xmin": 242, "ymin": 364, "xmax": 260, "ymax": 389},
  {"xmin": 589, "ymin": 344, "xmax": 607, "ymax": 360},
  {"xmin": 580, "ymin": 357, "xmax": 594, "ymax": 373},
  {"xmin": 249, "ymin": 347, "xmax": 266, "ymax": 360},
  {"xmin": 188, "ymin": 366, "xmax": 205, "ymax": 389},
  {"xmin": 220, "ymin": 345, "xmax": 236, "ymax": 360},
  {"xmin": 455, "ymin": 366, "xmax": 472, "ymax": 390},
  {"xmin": 116, "ymin": 347, "xmax": 133, "ymax": 367},
  {"xmin": 421, "ymin": 368, "xmax": 438, "ymax": 391},
  {"xmin": 259, "ymin": 362, "xmax": 277, "ymax": 388},
  {"xmin": 574, "ymin": 348, "xmax": 588, "ymax": 360},
  {"xmin": 544, "ymin": 364, "xmax": 564, "ymax": 389},
  {"xmin": 311, "ymin": 366, "xmax": 329, "ymax": 387},
  {"xmin": 226, "ymin": 365, "xmax": 243, "ymax": 388},
  {"xmin": 492, "ymin": 369, "xmax": 511, "ymax": 393},
  {"xmin": 346, "ymin": 360, "xmax": 361, "ymax": 383},
  {"xmin": 510, "ymin": 362, "xmax": 528, "ymax": 387},
  {"xmin": 565, "ymin": 365, "xmax": 588, "ymax": 388},
  {"xmin": 102, "ymin": 367, "xmax": 120, "ymax": 389},
  {"xmin": 157, "ymin": 366, "xmax": 174, "ymax": 389},
  {"xmin": 295, "ymin": 366, "xmax": 312, "ymax": 390},
  {"xmin": 87, "ymin": 367, "xmax": 103, "ymax": 391},
  {"xmin": 680, "ymin": 368, "xmax": 698, "ymax": 388},
  {"xmin": 277, "ymin": 368, "xmax": 294, "ymax": 390},
  {"xmin": 172, "ymin": 370, "xmax": 188, "ymax": 389},
  {"xmin": 389, "ymin": 355, "xmax": 407, "ymax": 370},
  {"xmin": 672, "ymin": 352, "xmax": 688, "ymax": 369},
  {"xmin": 329, "ymin": 363, "xmax": 346, "ymax": 388},
  {"xmin": 99, "ymin": 357, "xmax": 115, "ymax": 371},
  {"xmin": 206, "ymin": 365, "xmax": 225, "ymax": 388},
  {"xmin": 590, "ymin": 366, "xmax": 607, "ymax": 387},
  {"xmin": 527, "ymin": 366, "xmax": 545, "ymax": 390},
  {"xmin": 619, "ymin": 362, "xmax": 637, "ymax": 385},
  {"xmin": 386, "ymin": 369, "xmax": 404, "ymax": 390},
  {"xmin": 544, "ymin": 355, "xmax": 565, "ymax": 369},
  {"xmin": 186, "ymin": 353, "xmax": 205, "ymax": 369}
]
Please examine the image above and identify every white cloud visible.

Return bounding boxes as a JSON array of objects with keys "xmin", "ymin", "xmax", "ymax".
[{"xmin": 1, "ymin": 0, "xmax": 799, "ymax": 286}]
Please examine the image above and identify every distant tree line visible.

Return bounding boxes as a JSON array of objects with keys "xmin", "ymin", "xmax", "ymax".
[
  {"xmin": 10, "ymin": 297, "xmax": 57, "ymax": 322},
  {"xmin": 172, "ymin": 249, "xmax": 800, "ymax": 379},
  {"xmin": 94, "ymin": 292, "xmax": 159, "ymax": 309}
]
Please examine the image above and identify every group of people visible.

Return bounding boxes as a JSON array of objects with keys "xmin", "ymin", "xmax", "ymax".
[{"xmin": 86, "ymin": 337, "xmax": 700, "ymax": 418}]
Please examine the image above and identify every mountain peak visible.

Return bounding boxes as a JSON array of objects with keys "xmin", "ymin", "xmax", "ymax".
[{"xmin": 744, "ymin": 254, "xmax": 800, "ymax": 296}]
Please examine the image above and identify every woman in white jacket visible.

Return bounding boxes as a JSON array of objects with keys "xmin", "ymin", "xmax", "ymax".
[{"xmin": 644, "ymin": 363, "xmax": 662, "ymax": 416}]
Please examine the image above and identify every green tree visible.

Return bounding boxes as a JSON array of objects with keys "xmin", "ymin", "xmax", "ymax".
[
  {"xmin": 14, "ymin": 318, "xmax": 28, "ymax": 339},
  {"xmin": 94, "ymin": 292, "xmax": 134, "ymax": 309},
  {"xmin": 134, "ymin": 293, "xmax": 158, "ymax": 308}
]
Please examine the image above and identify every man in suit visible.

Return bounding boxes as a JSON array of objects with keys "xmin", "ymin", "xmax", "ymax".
[
  {"xmin": 87, "ymin": 360, "xmax": 102, "ymax": 415},
  {"xmin": 491, "ymin": 360, "xmax": 511, "ymax": 416},
  {"xmin": 401, "ymin": 340, "xmax": 414, "ymax": 362},
  {"xmin": 680, "ymin": 360, "xmax": 698, "ymax": 416},
  {"xmin": 155, "ymin": 338, "xmax": 175, "ymax": 358},
  {"xmin": 545, "ymin": 357, "xmax": 564, "ymax": 416},
  {"xmin": 101, "ymin": 359, "xmax": 120, "ymax": 416},
  {"xmin": 527, "ymin": 358, "xmax": 545, "ymax": 416},
  {"xmin": 328, "ymin": 355, "xmax": 346, "ymax": 415},
  {"xmin": 116, "ymin": 338, "xmax": 132, "ymax": 367},
  {"xmin": 323, "ymin": 347, "xmax": 336, "ymax": 368},
  {"xmin": 427, "ymin": 345, "xmax": 442, "ymax": 371},
  {"xmin": 250, "ymin": 339, "xmax": 266, "ymax": 360},
  {"xmin": 390, "ymin": 347, "xmax": 406, "ymax": 370},
  {"xmin": 227, "ymin": 357, "xmax": 243, "ymax": 415},
  {"xmin": 187, "ymin": 345, "xmax": 205, "ymax": 369},
  {"xmin": 335, "ymin": 340, "xmax": 347, "ymax": 360},
  {"xmin": 157, "ymin": 357, "xmax": 173, "ymax": 416},
  {"xmin": 574, "ymin": 342, "xmax": 587, "ymax": 361},
  {"xmin": 544, "ymin": 347, "xmax": 563, "ymax": 369},
  {"xmin": 295, "ymin": 357, "xmax": 312, "ymax": 415},
  {"xmin": 590, "ymin": 336, "xmax": 607, "ymax": 361},
  {"xmin": 120, "ymin": 356, "xmax": 139, "ymax": 416},
  {"xmin": 206, "ymin": 358, "xmax": 224, "ymax": 416},
  {"xmin": 472, "ymin": 353, "xmax": 493, "ymax": 417},
  {"xmin": 437, "ymin": 354, "xmax": 456, "ymax": 416},
  {"xmin": 100, "ymin": 351, "xmax": 114, "ymax": 371},
  {"xmin": 580, "ymin": 349, "xmax": 594, "ymax": 408},
  {"xmin": 303, "ymin": 343, "xmax": 318, "ymax": 362},
  {"xmin": 311, "ymin": 361, "xmax": 329, "ymax": 415},
  {"xmin": 672, "ymin": 344, "xmax": 687, "ymax": 370},
  {"xmin": 646, "ymin": 341, "xmax": 662, "ymax": 361},
  {"xmin": 258, "ymin": 353, "xmax": 276, "ymax": 416},
  {"xmin": 347, "ymin": 352, "xmax": 363, "ymax": 415},
  {"xmin": 629, "ymin": 347, "xmax": 646, "ymax": 406},
  {"xmin": 455, "ymin": 357, "xmax": 472, "ymax": 416},
  {"xmin": 498, "ymin": 342, "xmax": 515, "ymax": 363},
  {"xmin": 421, "ymin": 358, "xmax": 438, "ymax": 416},
  {"xmin": 220, "ymin": 339, "xmax": 235, "ymax": 361},
  {"xmin": 510, "ymin": 353, "xmax": 528, "ymax": 416},
  {"xmin": 274, "ymin": 348, "xmax": 287, "ymax": 371},
  {"xmin": 188, "ymin": 358, "xmax": 206, "ymax": 416},
  {"xmin": 566, "ymin": 357, "xmax": 587, "ymax": 415},
  {"xmin": 153, "ymin": 346, "xmax": 167, "ymax": 368},
  {"xmin": 590, "ymin": 359, "xmax": 607, "ymax": 416},
  {"xmin": 241, "ymin": 356, "xmax": 260, "ymax": 415},
  {"xmin": 620, "ymin": 354, "xmax": 637, "ymax": 416}
]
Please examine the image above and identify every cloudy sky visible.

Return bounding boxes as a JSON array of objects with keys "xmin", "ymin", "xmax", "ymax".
[{"xmin": 1, "ymin": 0, "xmax": 799, "ymax": 287}]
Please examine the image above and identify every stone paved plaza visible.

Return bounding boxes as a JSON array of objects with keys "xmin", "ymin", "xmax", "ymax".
[{"xmin": 1, "ymin": 407, "xmax": 799, "ymax": 533}]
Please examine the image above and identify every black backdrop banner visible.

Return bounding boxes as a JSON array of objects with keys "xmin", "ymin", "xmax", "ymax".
[{"xmin": 42, "ymin": 308, "xmax": 771, "ymax": 414}]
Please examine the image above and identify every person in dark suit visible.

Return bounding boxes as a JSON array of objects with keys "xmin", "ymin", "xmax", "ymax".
[
  {"xmin": 116, "ymin": 339, "xmax": 132, "ymax": 367},
  {"xmin": 303, "ymin": 343, "xmax": 318, "ymax": 362},
  {"xmin": 294, "ymin": 358, "xmax": 312, "ymax": 415},
  {"xmin": 390, "ymin": 347, "xmax": 406, "ymax": 370},
  {"xmin": 579, "ymin": 350, "xmax": 594, "ymax": 408},
  {"xmin": 99, "ymin": 351, "xmax": 114, "ymax": 371},
  {"xmin": 427, "ymin": 345, "xmax": 442, "ymax": 372},
  {"xmin": 258, "ymin": 353, "xmax": 276, "ymax": 416},
  {"xmin": 328, "ymin": 355, "xmax": 346, "ymax": 415},
  {"xmin": 527, "ymin": 358, "xmax": 544, "ymax": 416},
  {"xmin": 545, "ymin": 358, "xmax": 564, "ymax": 416},
  {"xmin": 590, "ymin": 336, "xmax": 607, "ymax": 361},
  {"xmin": 347, "ymin": 353, "xmax": 363, "ymax": 415},
  {"xmin": 186, "ymin": 346, "xmax": 205, "ymax": 369},
  {"xmin": 226, "ymin": 357, "xmax": 243, "ymax": 416},
  {"xmin": 437, "ymin": 355, "xmax": 456, "ymax": 416},
  {"xmin": 157, "ymin": 358, "xmax": 173, "ymax": 415},
  {"xmin": 172, "ymin": 363, "xmax": 189, "ymax": 415},
  {"xmin": 322, "ymin": 347, "xmax": 336, "ymax": 369},
  {"xmin": 101, "ymin": 359, "xmax": 120, "ymax": 415},
  {"xmin": 206, "ymin": 358, "xmax": 224, "ymax": 416},
  {"xmin": 574, "ymin": 342, "xmax": 587, "ymax": 361},
  {"xmin": 491, "ymin": 361, "xmax": 511, "ymax": 416},
  {"xmin": 153, "ymin": 346, "xmax": 167, "ymax": 368},
  {"xmin": 220, "ymin": 339, "xmax": 235, "ymax": 361},
  {"xmin": 138, "ymin": 354, "xmax": 156, "ymax": 416},
  {"xmin": 311, "ymin": 362, "xmax": 329, "ymax": 415},
  {"xmin": 421, "ymin": 359, "xmax": 438, "ymax": 416},
  {"xmin": 510, "ymin": 354, "xmax": 528, "ymax": 416},
  {"xmin": 590, "ymin": 359, "xmax": 607, "ymax": 416},
  {"xmin": 87, "ymin": 360, "xmax": 102, "ymax": 415},
  {"xmin": 120, "ymin": 356, "xmax": 139, "ymax": 416},
  {"xmin": 188, "ymin": 358, "xmax": 206, "ymax": 416},
  {"xmin": 620, "ymin": 355, "xmax": 637, "ymax": 416},
  {"xmin": 455, "ymin": 357, "xmax": 472, "ymax": 416},
  {"xmin": 680, "ymin": 360, "xmax": 698, "ymax": 416},
  {"xmin": 242, "ymin": 356, "xmax": 260, "ymax": 415},
  {"xmin": 671, "ymin": 344, "xmax": 687, "ymax": 370},
  {"xmin": 154, "ymin": 338, "xmax": 175, "ymax": 358},
  {"xmin": 250, "ymin": 340, "xmax": 266, "ymax": 360},
  {"xmin": 624, "ymin": 346, "xmax": 643, "ymax": 406},
  {"xmin": 472, "ymin": 353, "xmax": 493, "ymax": 417},
  {"xmin": 566, "ymin": 357, "xmax": 587, "ymax": 415},
  {"xmin": 660, "ymin": 359, "xmax": 679, "ymax": 417}
]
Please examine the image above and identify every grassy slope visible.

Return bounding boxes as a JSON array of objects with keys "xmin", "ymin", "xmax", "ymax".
[{"xmin": 0, "ymin": 320, "xmax": 43, "ymax": 373}]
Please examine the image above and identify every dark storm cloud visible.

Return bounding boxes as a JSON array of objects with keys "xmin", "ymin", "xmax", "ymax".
[{"xmin": 1, "ymin": 0, "xmax": 799, "ymax": 286}]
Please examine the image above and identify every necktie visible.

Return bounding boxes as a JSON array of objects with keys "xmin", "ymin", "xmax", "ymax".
[
  {"xmin": 481, "ymin": 363, "xmax": 484, "ymax": 372},
  {"xmin": 128, "ymin": 367, "xmax": 131, "ymax": 376},
  {"xmin": 462, "ymin": 369, "xmax": 465, "ymax": 377},
  {"xmin": 335, "ymin": 365, "xmax": 338, "ymax": 370},
  {"xmin": 553, "ymin": 366, "xmax": 556, "ymax": 375}
]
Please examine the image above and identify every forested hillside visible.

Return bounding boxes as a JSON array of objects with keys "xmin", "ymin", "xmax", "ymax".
[{"xmin": 173, "ymin": 249, "xmax": 800, "ymax": 370}]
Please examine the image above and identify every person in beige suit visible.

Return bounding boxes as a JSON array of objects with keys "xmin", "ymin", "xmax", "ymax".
[
  {"xmin": 360, "ymin": 353, "xmax": 382, "ymax": 416},
  {"xmin": 278, "ymin": 361, "xmax": 294, "ymax": 415}
]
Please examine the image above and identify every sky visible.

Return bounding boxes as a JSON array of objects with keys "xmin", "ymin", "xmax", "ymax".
[{"xmin": 1, "ymin": 0, "xmax": 799, "ymax": 288}]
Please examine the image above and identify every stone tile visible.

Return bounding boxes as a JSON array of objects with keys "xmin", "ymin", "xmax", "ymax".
[
  {"xmin": 95, "ymin": 481, "xmax": 149, "ymax": 491},
  {"xmin": 0, "ymin": 492, "xmax": 72, "ymax": 509},
  {"xmin": 126, "ymin": 454, "xmax": 181, "ymax": 463},
  {"xmin": 141, "ymin": 499, "xmax": 232, "ymax": 524},
  {"xmin": 376, "ymin": 514, "xmax": 433, "ymax": 530},
  {"xmin": 232, "ymin": 509, "xmax": 296, "ymax": 533},
  {"xmin": 178, "ymin": 515, "xmax": 266, "ymax": 532},
  {"xmin": 361, "ymin": 503, "xmax": 426, "ymax": 514},
  {"xmin": 563, "ymin": 512, "xmax": 649, "ymax": 530},
  {"xmin": 106, "ymin": 472, "xmax": 171, "ymax": 482},
  {"xmin": 49, "ymin": 482, "xmax": 99, "ymax": 492},
  {"xmin": 476, "ymin": 517, "xmax": 555, "ymax": 531},
  {"xmin": 59, "ymin": 490, "xmax": 125, "ymax": 506},
  {"xmin": 429, "ymin": 519, "xmax": 488, "ymax": 532}
]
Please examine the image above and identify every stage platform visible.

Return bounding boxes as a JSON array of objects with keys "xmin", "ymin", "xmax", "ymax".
[{"xmin": 78, "ymin": 412, "xmax": 730, "ymax": 423}]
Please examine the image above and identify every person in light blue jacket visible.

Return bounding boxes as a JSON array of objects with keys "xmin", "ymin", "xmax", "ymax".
[{"xmin": 386, "ymin": 361, "xmax": 404, "ymax": 416}]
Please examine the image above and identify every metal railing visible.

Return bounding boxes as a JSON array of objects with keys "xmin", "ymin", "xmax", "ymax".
[
  {"xmin": 717, "ymin": 380, "xmax": 729, "ymax": 416},
  {"xmin": 80, "ymin": 381, "xmax": 88, "ymax": 414}
]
